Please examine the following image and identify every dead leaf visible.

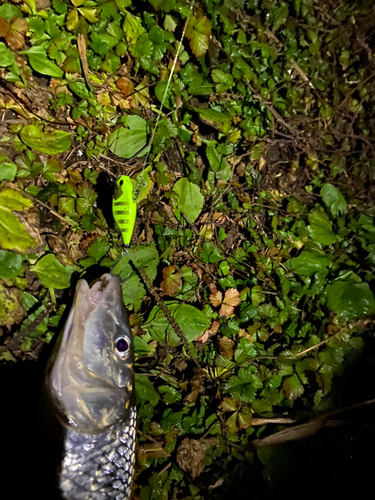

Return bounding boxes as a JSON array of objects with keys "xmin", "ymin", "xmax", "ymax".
[
  {"xmin": 219, "ymin": 288, "xmax": 241, "ymax": 317},
  {"xmin": 116, "ymin": 76, "xmax": 134, "ymax": 98},
  {"xmin": 0, "ymin": 17, "xmax": 28, "ymax": 50},
  {"xmin": 184, "ymin": 369, "xmax": 204, "ymax": 404},
  {"xmin": 196, "ymin": 320, "xmax": 220, "ymax": 343},
  {"xmin": 160, "ymin": 265, "xmax": 182, "ymax": 296},
  {"xmin": 218, "ymin": 336, "xmax": 234, "ymax": 358},
  {"xmin": 176, "ymin": 439, "xmax": 207, "ymax": 479},
  {"xmin": 209, "ymin": 283, "xmax": 223, "ymax": 307}
]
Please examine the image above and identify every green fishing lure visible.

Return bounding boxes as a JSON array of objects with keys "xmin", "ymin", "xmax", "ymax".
[{"xmin": 112, "ymin": 175, "xmax": 137, "ymax": 246}]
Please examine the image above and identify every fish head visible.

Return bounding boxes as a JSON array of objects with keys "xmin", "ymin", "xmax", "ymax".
[{"xmin": 47, "ymin": 273, "xmax": 134, "ymax": 435}]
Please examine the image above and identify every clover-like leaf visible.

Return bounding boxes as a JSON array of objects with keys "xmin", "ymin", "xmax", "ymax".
[
  {"xmin": 160, "ymin": 265, "xmax": 183, "ymax": 296},
  {"xmin": 186, "ymin": 12, "xmax": 211, "ymax": 58}
]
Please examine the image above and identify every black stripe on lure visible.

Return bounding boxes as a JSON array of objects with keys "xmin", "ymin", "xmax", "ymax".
[{"xmin": 112, "ymin": 176, "xmax": 137, "ymax": 246}]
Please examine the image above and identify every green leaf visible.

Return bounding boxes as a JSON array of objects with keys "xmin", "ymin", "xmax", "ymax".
[
  {"xmin": 109, "ymin": 115, "xmax": 147, "ymax": 159},
  {"xmin": 159, "ymin": 385, "xmax": 182, "ymax": 404},
  {"xmin": 123, "ymin": 10, "xmax": 145, "ymax": 44},
  {"xmin": 172, "ymin": 178, "xmax": 204, "ymax": 223},
  {"xmin": 0, "ymin": 155, "xmax": 17, "ymax": 181},
  {"xmin": 143, "ymin": 301, "xmax": 210, "ymax": 345},
  {"xmin": 225, "ymin": 365, "xmax": 262, "ymax": 404},
  {"xmin": 20, "ymin": 125, "xmax": 71, "ymax": 154},
  {"xmin": 286, "ymin": 247, "xmax": 331, "ymax": 276},
  {"xmin": 0, "ymin": 42, "xmax": 15, "ymax": 67},
  {"xmin": 321, "ymin": 184, "xmax": 347, "ymax": 217},
  {"xmin": 23, "ymin": 46, "xmax": 63, "ymax": 77},
  {"xmin": 0, "ymin": 250, "xmax": 23, "ymax": 278},
  {"xmin": 86, "ymin": 237, "xmax": 109, "ymax": 262},
  {"xmin": 0, "ymin": 188, "xmax": 40, "ymax": 253},
  {"xmin": 135, "ymin": 374, "xmax": 159, "ymax": 406},
  {"xmin": 192, "ymin": 107, "xmax": 231, "ymax": 134},
  {"xmin": 113, "ymin": 246, "xmax": 159, "ymax": 305},
  {"xmin": 283, "ymin": 373, "xmax": 304, "ymax": 400},
  {"xmin": 30, "ymin": 254, "xmax": 74, "ymax": 289},
  {"xmin": 186, "ymin": 13, "xmax": 211, "ymax": 58},
  {"xmin": 326, "ymin": 280, "xmax": 375, "ymax": 321},
  {"xmin": 308, "ymin": 210, "xmax": 337, "ymax": 245}
]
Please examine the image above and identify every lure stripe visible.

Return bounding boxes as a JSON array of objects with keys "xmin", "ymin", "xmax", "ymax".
[{"xmin": 112, "ymin": 175, "xmax": 137, "ymax": 246}]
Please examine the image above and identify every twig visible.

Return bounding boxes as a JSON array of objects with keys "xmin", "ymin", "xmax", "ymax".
[{"xmin": 138, "ymin": 266, "xmax": 201, "ymax": 368}]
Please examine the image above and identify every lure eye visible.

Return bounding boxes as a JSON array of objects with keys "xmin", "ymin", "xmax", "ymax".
[
  {"xmin": 119, "ymin": 179, "xmax": 123, "ymax": 186},
  {"xmin": 115, "ymin": 337, "xmax": 130, "ymax": 359}
]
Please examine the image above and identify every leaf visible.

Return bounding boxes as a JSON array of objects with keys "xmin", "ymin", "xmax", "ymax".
[
  {"xmin": 0, "ymin": 249, "xmax": 22, "ymax": 278},
  {"xmin": 219, "ymin": 288, "xmax": 241, "ymax": 317},
  {"xmin": 23, "ymin": 46, "xmax": 63, "ymax": 78},
  {"xmin": 308, "ymin": 210, "xmax": 337, "ymax": 245},
  {"xmin": 219, "ymin": 336, "xmax": 235, "ymax": 359},
  {"xmin": 0, "ymin": 283, "xmax": 26, "ymax": 328},
  {"xmin": 143, "ymin": 301, "xmax": 211, "ymax": 345},
  {"xmin": 160, "ymin": 265, "xmax": 182, "ymax": 296},
  {"xmin": 113, "ymin": 246, "xmax": 159, "ymax": 305},
  {"xmin": 220, "ymin": 397, "xmax": 237, "ymax": 412},
  {"xmin": 283, "ymin": 373, "xmax": 304, "ymax": 400},
  {"xmin": 86, "ymin": 237, "xmax": 109, "ymax": 262},
  {"xmin": 225, "ymin": 365, "xmax": 261, "ymax": 404},
  {"xmin": 237, "ymin": 405, "xmax": 253, "ymax": 429},
  {"xmin": 4, "ymin": 17, "xmax": 28, "ymax": 50},
  {"xmin": 123, "ymin": 10, "xmax": 145, "ymax": 45},
  {"xmin": 321, "ymin": 183, "xmax": 347, "ymax": 217},
  {"xmin": 0, "ymin": 155, "xmax": 17, "ymax": 181},
  {"xmin": 30, "ymin": 254, "xmax": 74, "ymax": 289},
  {"xmin": 172, "ymin": 178, "xmax": 204, "ymax": 223},
  {"xmin": 20, "ymin": 125, "xmax": 71, "ymax": 154},
  {"xmin": 186, "ymin": 13, "xmax": 211, "ymax": 58},
  {"xmin": 192, "ymin": 107, "xmax": 231, "ymax": 134},
  {"xmin": 326, "ymin": 280, "xmax": 375, "ymax": 321},
  {"xmin": 134, "ymin": 165, "xmax": 153, "ymax": 203},
  {"xmin": 108, "ymin": 115, "xmax": 147, "ymax": 159},
  {"xmin": 135, "ymin": 374, "xmax": 159, "ymax": 406},
  {"xmin": 0, "ymin": 188, "xmax": 41, "ymax": 253},
  {"xmin": 116, "ymin": 76, "xmax": 134, "ymax": 97},
  {"xmin": 209, "ymin": 284, "xmax": 223, "ymax": 307},
  {"xmin": 0, "ymin": 41, "xmax": 15, "ymax": 67},
  {"xmin": 285, "ymin": 247, "xmax": 331, "ymax": 276}
]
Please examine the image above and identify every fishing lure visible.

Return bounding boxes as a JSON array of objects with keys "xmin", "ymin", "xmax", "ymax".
[{"xmin": 112, "ymin": 175, "xmax": 137, "ymax": 246}]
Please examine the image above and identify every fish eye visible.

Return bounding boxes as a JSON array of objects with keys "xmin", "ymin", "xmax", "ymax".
[{"xmin": 115, "ymin": 337, "xmax": 130, "ymax": 359}]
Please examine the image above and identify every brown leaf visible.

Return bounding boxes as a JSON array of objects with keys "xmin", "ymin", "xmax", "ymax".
[
  {"xmin": 160, "ymin": 265, "xmax": 182, "ymax": 296},
  {"xmin": 6, "ymin": 17, "xmax": 28, "ymax": 50},
  {"xmin": 184, "ymin": 369, "xmax": 204, "ymax": 405},
  {"xmin": 176, "ymin": 439, "xmax": 207, "ymax": 479},
  {"xmin": 196, "ymin": 319, "xmax": 220, "ymax": 343},
  {"xmin": 116, "ymin": 76, "xmax": 134, "ymax": 97},
  {"xmin": 219, "ymin": 288, "xmax": 241, "ymax": 317},
  {"xmin": 0, "ymin": 18, "xmax": 10, "ymax": 37},
  {"xmin": 218, "ymin": 336, "xmax": 234, "ymax": 358},
  {"xmin": 209, "ymin": 283, "xmax": 222, "ymax": 307}
]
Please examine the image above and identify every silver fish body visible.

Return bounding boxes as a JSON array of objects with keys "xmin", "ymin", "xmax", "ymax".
[{"xmin": 46, "ymin": 273, "xmax": 136, "ymax": 499}]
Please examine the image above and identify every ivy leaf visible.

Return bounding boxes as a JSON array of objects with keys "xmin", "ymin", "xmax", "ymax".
[
  {"xmin": 30, "ymin": 254, "xmax": 74, "ymax": 289},
  {"xmin": 283, "ymin": 373, "xmax": 304, "ymax": 400},
  {"xmin": 326, "ymin": 280, "xmax": 375, "ymax": 321},
  {"xmin": 186, "ymin": 12, "xmax": 211, "ymax": 58},
  {"xmin": 321, "ymin": 183, "xmax": 347, "ymax": 217},
  {"xmin": 160, "ymin": 265, "xmax": 182, "ymax": 296}
]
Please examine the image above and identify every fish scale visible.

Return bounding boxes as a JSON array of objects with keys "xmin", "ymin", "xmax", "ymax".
[{"xmin": 60, "ymin": 409, "xmax": 136, "ymax": 499}]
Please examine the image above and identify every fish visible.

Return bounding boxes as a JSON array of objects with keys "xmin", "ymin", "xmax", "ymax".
[{"xmin": 46, "ymin": 273, "xmax": 136, "ymax": 500}]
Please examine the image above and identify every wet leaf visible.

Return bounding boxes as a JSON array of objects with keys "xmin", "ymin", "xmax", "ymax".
[
  {"xmin": 326, "ymin": 280, "xmax": 375, "ymax": 321},
  {"xmin": 135, "ymin": 374, "xmax": 159, "ymax": 406},
  {"xmin": 283, "ymin": 373, "xmax": 304, "ymax": 400},
  {"xmin": 192, "ymin": 107, "xmax": 231, "ymax": 134},
  {"xmin": 186, "ymin": 13, "xmax": 211, "ymax": 58},
  {"xmin": 286, "ymin": 247, "xmax": 331, "ymax": 276},
  {"xmin": 0, "ymin": 250, "xmax": 22, "ymax": 278}
]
